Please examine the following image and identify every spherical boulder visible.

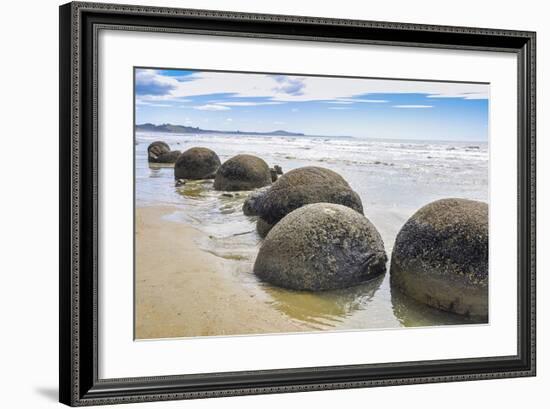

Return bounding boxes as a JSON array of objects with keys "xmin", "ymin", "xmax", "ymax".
[
  {"xmin": 174, "ymin": 147, "xmax": 221, "ymax": 180},
  {"xmin": 214, "ymin": 154, "xmax": 272, "ymax": 191},
  {"xmin": 246, "ymin": 166, "xmax": 363, "ymax": 237},
  {"xmin": 256, "ymin": 217, "xmax": 273, "ymax": 238},
  {"xmin": 242, "ymin": 187, "xmax": 270, "ymax": 216},
  {"xmin": 153, "ymin": 150, "xmax": 181, "ymax": 164},
  {"xmin": 147, "ymin": 141, "xmax": 170, "ymax": 162},
  {"xmin": 254, "ymin": 203, "xmax": 387, "ymax": 291},
  {"xmin": 390, "ymin": 198, "xmax": 488, "ymax": 318}
]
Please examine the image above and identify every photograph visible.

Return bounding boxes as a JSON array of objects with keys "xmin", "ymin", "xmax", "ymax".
[
  {"xmin": 47, "ymin": 0, "xmax": 542, "ymax": 404},
  {"xmin": 54, "ymin": 2, "xmax": 537, "ymax": 405},
  {"xmin": 134, "ymin": 67, "xmax": 489, "ymax": 340}
]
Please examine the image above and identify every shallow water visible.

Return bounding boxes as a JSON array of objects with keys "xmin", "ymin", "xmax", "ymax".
[{"xmin": 136, "ymin": 131, "xmax": 488, "ymax": 331}]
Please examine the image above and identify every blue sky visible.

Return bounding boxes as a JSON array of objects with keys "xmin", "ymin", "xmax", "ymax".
[{"xmin": 135, "ymin": 68, "xmax": 489, "ymax": 141}]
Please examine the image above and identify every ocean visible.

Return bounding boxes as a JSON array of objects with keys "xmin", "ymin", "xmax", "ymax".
[{"xmin": 135, "ymin": 131, "xmax": 488, "ymax": 331}]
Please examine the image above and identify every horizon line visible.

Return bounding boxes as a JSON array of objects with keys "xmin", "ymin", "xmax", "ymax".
[{"xmin": 135, "ymin": 122, "xmax": 488, "ymax": 143}]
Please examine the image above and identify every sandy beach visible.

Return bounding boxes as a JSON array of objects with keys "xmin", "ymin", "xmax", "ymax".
[
  {"xmin": 134, "ymin": 132, "xmax": 487, "ymax": 338},
  {"xmin": 135, "ymin": 205, "xmax": 309, "ymax": 339}
]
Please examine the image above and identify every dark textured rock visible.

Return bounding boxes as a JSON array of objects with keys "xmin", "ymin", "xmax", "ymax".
[
  {"xmin": 270, "ymin": 168, "xmax": 278, "ymax": 182},
  {"xmin": 147, "ymin": 141, "xmax": 170, "ymax": 162},
  {"xmin": 153, "ymin": 150, "xmax": 181, "ymax": 164},
  {"xmin": 174, "ymin": 147, "xmax": 221, "ymax": 180},
  {"xmin": 254, "ymin": 203, "xmax": 387, "ymax": 291},
  {"xmin": 274, "ymin": 165, "xmax": 283, "ymax": 175},
  {"xmin": 214, "ymin": 154, "xmax": 272, "ymax": 191},
  {"xmin": 256, "ymin": 217, "xmax": 274, "ymax": 238},
  {"xmin": 242, "ymin": 187, "xmax": 271, "ymax": 216},
  {"xmin": 390, "ymin": 198, "xmax": 488, "ymax": 318},
  {"xmin": 245, "ymin": 166, "xmax": 363, "ymax": 236}
]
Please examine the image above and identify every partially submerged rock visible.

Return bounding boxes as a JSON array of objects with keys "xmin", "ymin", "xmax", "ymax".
[
  {"xmin": 242, "ymin": 186, "xmax": 271, "ymax": 216},
  {"xmin": 243, "ymin": 166, "xmax": 363, "ymax": 237},
  {"xmin": 174, "ymin": 147, "xmax": 221, "ymax": 180},
  {"xmin": 274, "ymin": 165, "xmax": 283, "ymax": 175},
  {"xmin": 256, "ymin": 217, "xmax": 273, "ymax": 238},
  {"xmin": 254, "ymin": 203, "xmax": 387, "ymax": 291},
  {"xmin": 147, "ymin": 141, "xmax": 170, "ymax": 162},
  {"xmin": 214, "ymin": 154, "xmax": 272, "ymax": 191},
  {"xmin": 153, "ymin": 150, "xmax": 181, "ymax": 164},
  {"xmin": 270, "ymin": 168, "xmax": 278, "ymax": 182},
  {"xmin": 390, "ymin": 198, "xmax": 488, "ymax": 318}
]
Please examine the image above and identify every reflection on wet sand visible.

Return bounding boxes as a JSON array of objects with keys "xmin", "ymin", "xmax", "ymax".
[
  {"xmin": 148, "ymin": 162, "xmax": 175, "ymax": 170},
  {"xmin": 147, "ymin": 166, "xmax": 163, "ymax": 178},
  {"xmin": 390, "ymin": 283, "xmax": 486, "ymax": 327},
  {"xmin": 139, "ymin": 145, "xmax": 488, "ymax": 334},
  {"xmin": 262, "ymin": 274, "xmax": 384, "ymax": 329}
]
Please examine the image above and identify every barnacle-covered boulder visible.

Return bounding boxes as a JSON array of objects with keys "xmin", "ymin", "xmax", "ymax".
[
  {"xmin": 390, "ymin": 198, "xmax": 489, "ymax": 318},
  {"xmin": 254, "ymin": 203, "xmax": 387, "ymax": 291},
  {"xmin": 214, "ymin": 154, "xmax": 272, "ymax": 191},
  {"xmin": 174, "ymin": 147, "xmax": 221, "ymax": 180}
]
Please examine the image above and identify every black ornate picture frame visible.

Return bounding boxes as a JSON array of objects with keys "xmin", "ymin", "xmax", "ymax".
[{"xmin": 59, "ymin": 2, "xmax": 536, "ymax": 406}]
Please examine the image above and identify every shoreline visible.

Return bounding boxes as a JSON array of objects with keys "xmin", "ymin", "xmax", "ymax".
[{"xmin": 135, "ymin": 205, "xmax": 309, "ymax": 339}]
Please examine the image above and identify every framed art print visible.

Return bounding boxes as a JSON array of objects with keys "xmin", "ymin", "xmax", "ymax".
[{"xmin": 59, "ymin": 2, "xmax": 536, "ymax": 405}]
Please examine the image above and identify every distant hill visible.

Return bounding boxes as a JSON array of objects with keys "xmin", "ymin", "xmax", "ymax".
[{"xmin": 136, "ymin": 123, "xmax": 305, "ymax": 137}]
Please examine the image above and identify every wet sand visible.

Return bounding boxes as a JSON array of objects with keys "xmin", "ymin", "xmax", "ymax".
[
  {"xmin": 135, "ymin": 133, "xmax": 487, "ymax": 338},
  {"xmin": 135, "ymin": 205, "xmax": 308, "ymax": 339}
]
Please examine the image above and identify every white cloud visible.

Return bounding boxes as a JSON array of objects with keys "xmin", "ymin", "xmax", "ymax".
[
  {"xmin": 291, "ymin": 108, "xmax": 299, "ymax": 112},
  {"xmin": 427, "ymin": 92, "xmax": 486, "ymax": 100},
  {"xmin": 393, "ymin": 105, "xmax": 433, "ymax": 109},
  {"xmin": 136, "ymin": 100, "xmax": 172, "ymax": 107},
  {"xmin": 215, "ymin": 101, "xmax": 283, "ymax": 106},
  {"xmin": 322, "ymin": 100, "xmax": 354, "ymax": 105},
  {"xmin": 148, "ymin": 104, "xmax": 172, "ymax": 107},
  {"xmin": 226, "ymin": 118, "xmax": 233, "ymax": 122},
  {"xmin": 135, "ymin": 69, "xmax": 178, "ymax": 99},
  {"xmin": 328, "ymin": 107, "xmax": 353, "ymax": 110},
  {"xmin": 350, "ymin": 99, "xmax": 389, "ymax": 103},
  {"xmin": 194, "ymin": 104, "xmax": 231, "ymax": 111},
  {"xmin": 322, "ymin": 98, "xmax": 388, "ymax": 104},
  {"xmin": 136, "ymin": 69, "xmax": 488, "ymax": 103}
]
